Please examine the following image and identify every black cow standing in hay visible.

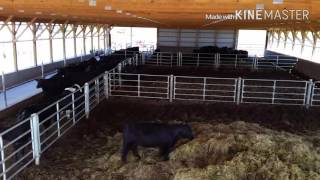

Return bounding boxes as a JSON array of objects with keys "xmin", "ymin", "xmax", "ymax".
[{"xmin": 121, "ymin": 123, "xmax": 194, "ymax": 162}]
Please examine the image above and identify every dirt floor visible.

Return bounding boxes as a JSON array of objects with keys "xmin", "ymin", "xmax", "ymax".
[{"xmin": 16, "ymin": 98, "xmax": 320, "ymax": 180}]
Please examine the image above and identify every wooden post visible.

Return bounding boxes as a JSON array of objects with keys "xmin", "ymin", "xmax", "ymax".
[
  {"xmin": 97, "ymin": 26, "xmax": 101, "ymax": 50},
  {"xmin": 12, "ymin": 22, "xmax": 18, "ymax": 71},
  {"xmin": 73, "ymin": 25, "xmax": 77, "ymax": 57},
  {"xmin": 83, "ymin": 25, "xmax": 87, "ymax": 55},
  {"xmin": 90, "ymin": 25, "xmax": 94, "ymax": 54},
  {"xmin": 61, "ymin": 24, "xmax": 67, "ymax": 66},
  {"xmin": 48, "ymin": 23, "xmax": 54, "ymax": 63},
  {"xmin": 32, "ymin": 23, "xmax": 38, "ymax": 66}
]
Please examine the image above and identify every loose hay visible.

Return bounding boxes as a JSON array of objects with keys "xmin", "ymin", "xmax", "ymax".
[{"xmin": 18, "ymin": 121, "xmax": 320, "ymax": 180}]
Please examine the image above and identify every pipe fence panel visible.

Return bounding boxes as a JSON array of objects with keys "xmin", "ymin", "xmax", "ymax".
[
  {"xmin": 146, "ymin": 52, "xmax": 299, "ymax": 71},
  {"xmin": 257, "ymin": 55, "xmax": 298, "ymax": 70},
  {"xmin": 0, "ymin": 50, "xmax": 314, "ymax": 180},
  {"xmin": 241, "ymin": 79, "xmax": 308, "ymax": 105},
  {"xmin": 0, "ymin": 53, "xmax": 139, "ymax": 180},
  {"xmin": 174, "ymin": 76, "xmax": 237, "ymax": 102},
  {"xmin": 312, "ymin": 82, "xmax": 320, "ymax": 106},
  {"xmin": 109, "ymin": 73, "xmax": 170, "ymax": 100},
  {"xmin": 0, "ymin": 117, "xmax": 35, "ymax": 180}
]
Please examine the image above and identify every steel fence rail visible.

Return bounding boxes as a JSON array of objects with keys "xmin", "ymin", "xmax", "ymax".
[
  {"xmin": 146, "ymin": 52, "xmax": 298, "ymax": 71},
  {"xmin": 107, "ymin": 71, "xmax": 317, "ymax": 109},
  {"xmin": 0, "ymin": 54, "xmax": 139, "ymax": 180},
  {"xmin": 0, "ymin": 50, "xmax": 315, "ymax": 180}
]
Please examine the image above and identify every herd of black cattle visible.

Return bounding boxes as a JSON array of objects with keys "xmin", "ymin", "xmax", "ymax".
[
  {"xmin": 1, "ymin": 45, "xmax": 249, "ymax": 163},
  {"xmin": 1, "ymin": 47, "xmax": 140, "ymax": 161},
  {"xmin": 155, "ymin": 46, "xmax": 249, "ymax": 57},
  {"xmin": 152, "ymin": 46, "xmax": 249, "ymax": 63}
]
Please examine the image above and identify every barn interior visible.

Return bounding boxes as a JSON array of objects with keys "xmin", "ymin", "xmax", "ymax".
[{"xmin": 0, "ymin": 0, "xmax": 320, "ymax": 179}]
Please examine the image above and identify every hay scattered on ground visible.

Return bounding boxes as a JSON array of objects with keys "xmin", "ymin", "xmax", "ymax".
[{"xmin": 18, "ymin": 121, "xmax": 320, "ymax": 180}]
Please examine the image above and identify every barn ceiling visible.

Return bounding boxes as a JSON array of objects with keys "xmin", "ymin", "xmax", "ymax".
[{"xmin": 0, "ymin": 0, "xmax": 319, "ymax": 30}]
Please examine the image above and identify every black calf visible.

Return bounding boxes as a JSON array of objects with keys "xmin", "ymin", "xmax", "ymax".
[{"xmin": 121, "ymin": 123, "xmax": 193, "ymax": 162}]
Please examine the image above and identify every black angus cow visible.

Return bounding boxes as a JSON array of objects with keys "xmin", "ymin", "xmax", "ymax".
[
  {"xmin": 38, "ymin": 47, "xmax": 140, "ymax": 97},
  {"xmin": 57, "ymin": 57, "xmax": 98, "ymax": 76},
  {"xmin": 121, "ymin": 123, "xmax": 194, "ymax": 162},
  {"xmin": 36, "ymin": 74, "xmax": 72, "ymax": 97}
]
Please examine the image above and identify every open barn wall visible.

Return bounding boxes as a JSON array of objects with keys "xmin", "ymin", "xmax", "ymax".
[
  {"xmin": 266, "ymin": 29, "xmax": 320, "ymax": 80},
  {"xmin": 266, "ymin": 50, "xmax": 320, "ymax": 81},
  {"xmin": 0, "ymin": 55, "xmax": 92, "ymax": 90},
  {"xmin": 0, "ymin": 19, "xmax": 111, "ymax": 75},
  {"xmin": 0, "ymin": 19, "xmax": 111, "ymax": 90},
  {"xmin": 157, "ymin": 28, "xmax": 238, "ymax": 52}
]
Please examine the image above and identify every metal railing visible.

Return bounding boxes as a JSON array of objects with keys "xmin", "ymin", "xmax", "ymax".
[
  {"xmin": 173, "ymin": 76, "xmax": 237, "ymax": 103},
  {"xmin": 0, "ymin": 50, "xmax": 316, "ymax": 179},
  {"xmin": 311, "ymin": 81, "xmax": 320, "ymax": 106},
  {"xmin": 146, "ymin": 52, "xmax": 299, "ymax": 71},
  {"xmin": 241, "ymin": 79, "xmax": 311, "ymax": 106},
  {"xmin": 108, "ymin": 72, "xmax": 317, "ymax": 108},
  {"xmin": 0, "ymin": 54, "xmax": 140, "ymax": 180}
]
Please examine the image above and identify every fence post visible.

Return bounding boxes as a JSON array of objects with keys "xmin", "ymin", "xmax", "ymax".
[
  {"xmin": 135, "ymin": 54, "xmax": 139, "ymax": 66},
  {"xmin": 276, "ymin": 56, "xmax": 279, "ymax": 70},
  {"xmin": 236, "ymin": 77, "xmax": 242, "ymax": 105},
  {"xmin": 142, "ymin": 53, "xmax": 146, "ymax": 65},
  {"xmin": 84, "ymin": 83, "xmax": 90, "ymax": 119},
  {"xmin": 235, "ymin": 54, "xmax": 238, "ymax": 69},
  {"xmin": 197, "ymin": 53, "xmax": 200, "ymax": 67},
  {"xmin": 180, "ymin": 52, "xmax": 182, "ymax": 66},
  {"xmin": 30, "ymin": 113, "xmax": 41, "ymax": 165},
  {"xmin": 213, "ymin": 53, "xmax": 216, "ymax": 68},
  {"xmin": 1, "ymin": 71, "xmax": 7, "ymax": 108},
  {"xmin": 104, "ymin": 71, "xmax": 109, "ymax": 99},
  {"xmin": 203, "ymin": 77, "xmax": 206, "ymax": 101},
  {"xmin": 71, "ymin": 92, "xmax": 76, "ymax": 124},
  {"xmin": 156, "ymin": 53, "xmax": 159, "ymax": 65},
  {"xmin": 176, "ymin": 52, "xmax": 179, "ymax": 66},
  {"xmin": 41, "ymin": 62, "xmax": 44, "ymax": 78},
  {"xmin": 255, "ymin": 56, "xmax": 258, "ymax": 70},
  {"xmin": 138, "ymin": 74, "xmax": 141, "ymax": 97},
  {"xmin": 169, "ymin": 75, "xmax": 174, "ymax": 102},
  {"xmin": 272, "ymin": 80, "xmax": 276, "ymax": 104},
  {"xmin": 95, "ymin": 79, "xmax": 100, "ymax": 104},
  {"xmin": 0, "ymin": 136, "xmax": 7, "ymax": 180},
  {"xmin": 56, "ymin": 102, "xmax": 61, "ymax": 137},
  {"xmin": 305, "ymin": 79, "xmax": 313, "ymax": 109},
  {"xmin": 217, "ymin": 53, "xmax": 220, "ymax": 68}
]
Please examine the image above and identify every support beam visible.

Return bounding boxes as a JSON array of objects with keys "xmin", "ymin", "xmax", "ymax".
[
  {"xmin": 0, "ymin": 16, "xmax": 13, "ymax": 31},
  {"xmin": 60, "ymin": 23, "xmax": 67, "ymax": 66},
  {"xmin": 301, "ymin": 31, "xmax": 307, "ymax": 54},
  {"xmin": 103, "ymin": 26, "xmax": 107, "ymax": 53},
  {"xmin": 97, "ymin": 26, "xmax": 101, "ymax": 50},
  {"xmin": 47, "ymin": 22, "xmax": 55, "ymax": 63},
  {"xmin": 291, "ymin": 30, "xmax": 298, "ymax": 51},
  {"xmin": 12, "ymin": 22, "xmax": 18, "ymax": 71},
  {"xmin": 283, "ymin": 31, "xmax": 289, "ymax": 49},
  {"xmin": 16, "ymin": 17, "xmax": 37, "ymax": 41},
  {"xmin": 312, "ymin": 31, "xmax": 319, "ymax": 56},
  {"xmin": 90, "ymin": 25, "xmax": 94, "ymax": 53},
  {"xmin": 31, "ymin": 23, "xmax": 38, "ymax": 66},
  {"xmin": 73, "ymin": 24, "xmax": 78, "ymax": 57},
  {"xmin": 82, "ymin": 25, "xmax": 87, "ymax": 55},
  {"xmin": 276, "ymin": 30, "xmax": 281, "ymax": 48}
]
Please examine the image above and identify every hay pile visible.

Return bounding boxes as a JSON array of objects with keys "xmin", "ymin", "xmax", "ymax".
[{"xmin": 19, "ymin": 121, "xmax": 320, "ymax": 180}]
